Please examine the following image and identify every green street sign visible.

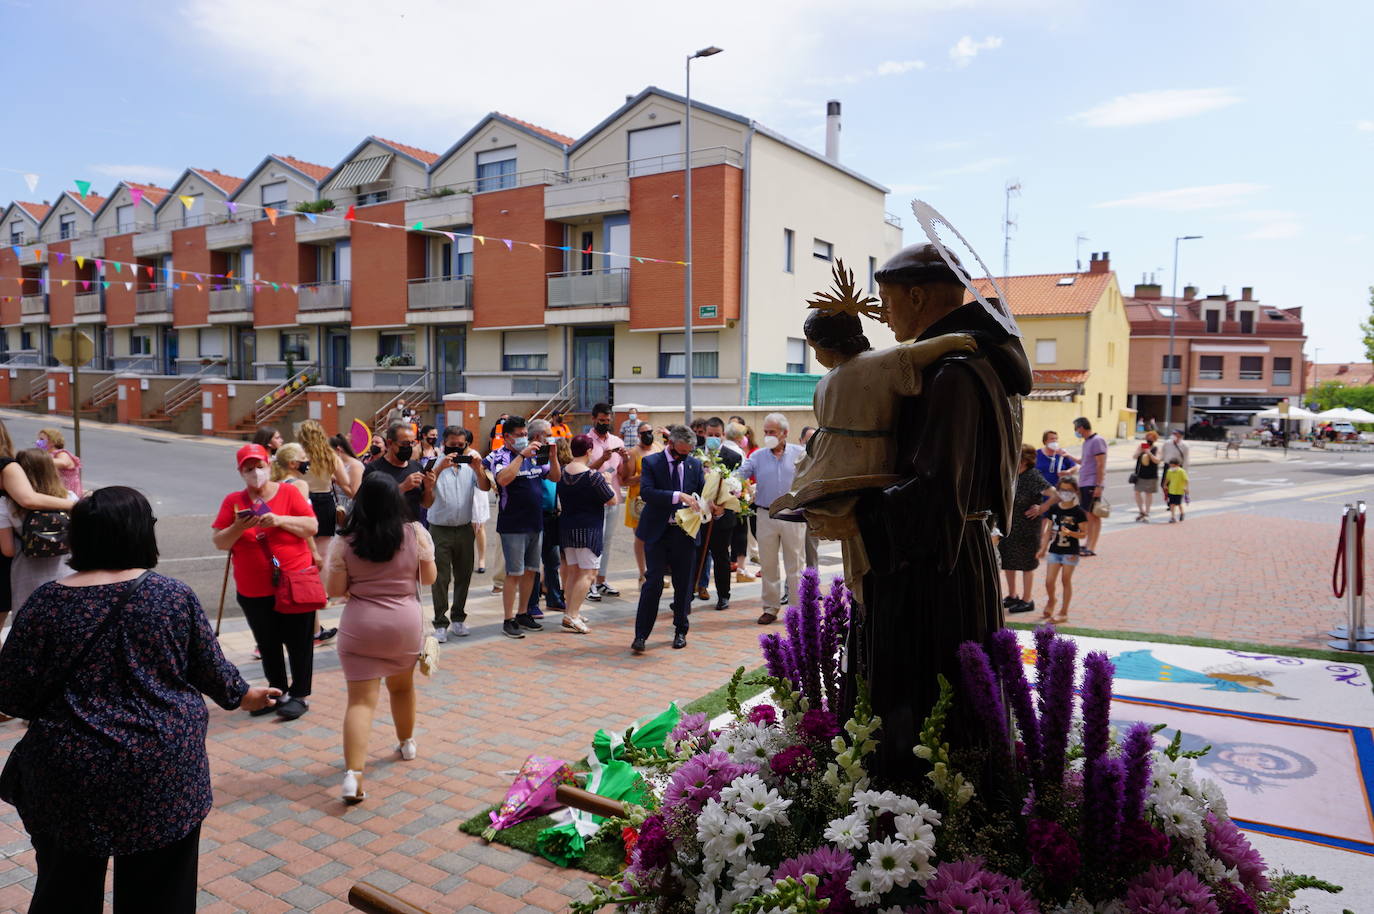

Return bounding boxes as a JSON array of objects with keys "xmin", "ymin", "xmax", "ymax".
[{"xmin": 698, "ymin": 305, "xmax": 718, "ymax": 319}]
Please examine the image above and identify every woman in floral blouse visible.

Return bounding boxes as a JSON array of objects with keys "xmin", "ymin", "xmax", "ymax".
[{"xmin": 0, "ymin": 486, "xmax": 278, "ymax": 913}]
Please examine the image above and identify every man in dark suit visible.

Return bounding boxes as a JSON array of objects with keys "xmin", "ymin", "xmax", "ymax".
[
  {"xmin": 695, "ymin": 417, "xmax": 740, "ymax": 610},
  {"xmin": 632, "ymin": 425, "xmax": 716, "ymax": 653}
]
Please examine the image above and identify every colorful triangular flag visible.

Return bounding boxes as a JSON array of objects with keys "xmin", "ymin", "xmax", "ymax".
[
  {"xmin": 33, "ymin": 249, "xmax": 42, "ymax": 262},
  {"xmin": 76, "ymin": 256, "xmax": 85, "ymax": 269},
  {"xmin": 113, "ymin": 262, "xmax": 122, "ymax": 273},
  {"xmin": 272, "ymin": 282, "xmax": 280, "ymax": 291},
  {"xmin": 80, "ymin": 280, "xmax": 90, "ymax": 291},
  {"xmin": 502, "ymin": 239, "xmax": 513, "ymax": 251},
  {"xmin": 475, "ymin": 235, "xmax": 485, "ymax": 245},
  {"xmin": 265, "ymin": 207, "xmax": 278, "ymax": 226},
  {"xmin": 145, "ymin": 265, "xmax": 153, "ymax": 278},
  {"xmin": 23, "ymin": 174, "xmax": 37, "ymax": 193},
  {"xmin": 179, "ymin": 195, "xmax": 196, "ymax": 212},
  {"xmin": 124, "ymin": 282, "xmax": 132, "ymax": 291},
  {"xmin": 224, "ymin": 200, "xmax": 238, "ymax": 215},
  {"xmin": 95, "ymin": 258, "xmax": 104, "ymax": 271},
  {"xmin": 304, "ymin": 212, "xmax": 317, "ymax": 224},
  {"xmin": 102, "ymin": 281, "xmax": 110, "ymax": 290},
  {"xmin": 74, "ymin": 180, "xmax": 91, "ymax": 198},
  {"xmin": 129, "ymin": 187, "xmax": 143, "ymax": 207},
  {"xmin": 56, "ymin": 252, "xmax": 65, "ymax": 264},
  {"xmin": 344, "ymin": 205, "xmax": 356, "ymax": 221},
  {"xmin": 60, "ymin": 280, "xmax": 69, "ymax": 288},
  {"xmin": 411, "ymin": 221, "xmax": 424, "ymax": 231}
]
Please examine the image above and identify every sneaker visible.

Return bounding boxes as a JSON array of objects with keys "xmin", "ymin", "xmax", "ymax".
[
  {"xmin": 1002, "ymin": 596, "xmax": 1017, "ymax": 608},
  {"xmin": 502, "ymin": 619, "xmax": 526, "ymax": 639},
  {"xmin": 562, "ymin": 615, "xmax": 590, "ymax": 634},
  {"xmin": 600, "ymin": 583, "xmax": 621, "ymax": 597},
  {"xmin": 275, "ymin": 697, "xmax": 309, "ymax": 720},
  {"xmin": 398, "ymin": 738, "xmax": 417, "ymax": 761},
  {"xmin": 449, "ymin": 622, "xmax": 469, "ymax": 638},
  {"xmin": 586, "ymin": 583, "xmax": 603, "ymax": 602},
  {"xmin": 313, "ymin": 627, "xmax": 338, "ymax": 644},
  {"xmin": 515, "ymin": 612, "xmax": 543, "ymax": 631},
  {"xmin": 527, "ymin": 606, "xmax": 545, "ymax": 619},
  {"xmin": 433, "ymin": 626, "xmax": 449, "ymax": 644},
  {"xmin": 1169, "ymin": 517, "xmax": 1177, "ymax": 524}
]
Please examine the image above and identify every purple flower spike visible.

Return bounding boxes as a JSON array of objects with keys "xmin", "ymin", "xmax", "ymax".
[
  {"xmin": 958, "ymin": 641, "xmax": 1011, "ymax": 763},
  {"xmin": 820, "ymin": 577, "xmax": 848, "ymax": 708},
  {"xmin": 1029, "ymin": 818, "xmax": 1081, "ymax": 887},
  {"xmin": 1033, "ymin": 624, "xmax": 1056, "ymax": 710},
  {"xmin": 796, "ymin": 567, "xmax": 824, "ymax": 703},
  {"xmin": 1121, "ymin": 722, "xmax": 1155, "ymax": 822},
  {"xmin": 1082, "ymin": 756, "xmax": 1125, "ymax": 875},
  {"xmin": 760, "ymin": 632, "xmax": 788, "ymax": 681},
  {"xmin": 1037, "ymin": 636, "xmax": 1077, "ymax": 802},
  {"xmin": 1081, "ymin": 651, "xmax": 1115, "ymax": 766},
  {"xmin": 989, "ymin": 628, "xmax": 1040, "ymax": 771}
]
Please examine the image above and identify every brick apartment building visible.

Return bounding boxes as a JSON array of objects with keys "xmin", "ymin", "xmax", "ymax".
[
  {"xmin": 1125, "ymin": 281, "xmax": 1306, "ymax": 429},
  {"xmin": 0, "ymin": 87, "xmax": 901, "ymax": 433}
]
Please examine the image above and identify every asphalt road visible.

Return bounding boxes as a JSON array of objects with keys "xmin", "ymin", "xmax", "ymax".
[{"xmin": 2, "ymin": 408, "xmax": 1370, "ymax": 619}]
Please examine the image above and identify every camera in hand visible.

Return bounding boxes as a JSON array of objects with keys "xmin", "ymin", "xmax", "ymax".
[{"xmin": 534, "ymin": 443, "xmax": 551, "ymax": 464}]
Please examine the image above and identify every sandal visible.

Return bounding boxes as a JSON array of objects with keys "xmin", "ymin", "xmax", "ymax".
[
  {"xmin": 1080, "ymin": 549, "xmax": 1096, "ymax": 557},
  {"xmin": 562, "ymin": 615, "xmax": 590, "ymax": 634},
  {"xmin": 1051, "ymin": 615, "xmax": 1069, "ymax": 625}
]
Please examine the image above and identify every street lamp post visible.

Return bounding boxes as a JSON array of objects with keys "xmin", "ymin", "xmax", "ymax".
[
  {"xmin": 1164, "ymin": 234, "xmax": 1202, "ymax": 433},
  {"xmin": 683, "ymin": 45, "xmax": 722, "ymax": 424}
]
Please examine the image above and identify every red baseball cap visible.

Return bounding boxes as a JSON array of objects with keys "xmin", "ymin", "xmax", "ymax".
[{"xmin": 236, "ymin": 443, "xmax": 271, "ymax": 469}]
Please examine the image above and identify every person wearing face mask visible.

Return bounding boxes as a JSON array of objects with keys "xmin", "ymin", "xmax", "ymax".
[
  {"xmin": 422, "ymin": 426, "xmax": 490, "ymax": 643},
  {"xmin": 1034, "ymin": 430, "xmax": 1079, "ymax": 491},
  {"xmin": 693, "ymin": 417, "xmax": 741, "ymax": 609},
  {"xmin": 737, "ymin": 413, "xmax": 808, "ymax": 625},
  {"xmin": 362, "ymin": 422, "xmax": 434, "ymax": 524},
  {"xmin": 1036, "ymin": 478, "xmax": 1087, "ymax": 624},
  {"xmin": 632, "ymin": 424, "xmax": 714, "ymax": 653},
  {"xmin": 584, "ymin": 403, "xmax": 626, "ymax": 602},
  {"xmin": 36, "ymin": 427, "xmax": 82, "ymax": 497},
  {"xmin": 212, "ymin": 444, "xmax": 320, "ymax": 720},
  {"xmin": 1072, "ymin": 417, "xmax": 1107, "ymax": 556},
  {"xmin": 619, "ymin": 421, "xmax": 660, "ymax": 585},
  {"xmin": 618, "ymin": 408, "xmax": 641, "ymax": 443}
]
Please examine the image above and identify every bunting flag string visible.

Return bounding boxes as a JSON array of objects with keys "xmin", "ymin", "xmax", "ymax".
[{"xmin": 0, "ymin": 184, "xmax": 693, "ymax": 296}]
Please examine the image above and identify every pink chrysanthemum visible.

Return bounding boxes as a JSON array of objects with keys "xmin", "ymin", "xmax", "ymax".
[
  {"xmin": 919, "ymin": 857, "xmax": 1040, "ymax": 913},
  {"xmin": 1205, "ymin": 813, "xmax": 1271, "ymax": 894},
  {"xmin": 1124, "ymin": 865, "xmax": 1220, "ymax": 914}
]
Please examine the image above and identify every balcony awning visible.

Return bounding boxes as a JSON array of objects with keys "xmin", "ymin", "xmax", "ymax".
[{"xmin": 329, "ymin": 154, "xmax": 391, "ymax": 189}]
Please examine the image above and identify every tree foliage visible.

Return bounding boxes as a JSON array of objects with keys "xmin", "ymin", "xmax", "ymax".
[
  {"xmin": 1307, "ymin": 380, "xmax": 1374, "ymax": 412},
  {"xmin": 1363, "ymin": 285, "xmax": 1374, "ymax": 363}
]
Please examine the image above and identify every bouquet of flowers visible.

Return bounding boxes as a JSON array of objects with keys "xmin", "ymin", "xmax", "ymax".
[{"xmin": 574, "ymin": 570, "xmax": 1342, "ymax": 914}]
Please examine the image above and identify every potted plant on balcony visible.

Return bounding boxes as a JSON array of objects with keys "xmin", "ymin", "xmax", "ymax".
[{"xmin": 293, "ymin": 199, "xmax": 335, "ymax": 214}]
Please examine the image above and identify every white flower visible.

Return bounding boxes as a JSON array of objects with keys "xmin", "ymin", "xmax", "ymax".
[
  {"xmin": 910, "ymin": 856, "xmax": 937, "ymax": 886},
  {"xmin": 719, "ymin": 772, "xmax": 767, "ymax": 805},
  {"xmin": 718, "ymin": 812, "xmax": 761, "ymax": 862},
  {"xmin": 733, "ymin": 782, "xmax": 792, "ymax": 828},
  {"xmin": 696, "ymin": 799, "xmax": 729, "ymax": 844},
  {"xmin": 730, "ymin": 861, "xmax": 774, "ymax": 897},
  {"xmin": 852, "ymin": 789, "xmax": 904, "ymax": 815},
  {"xmin": 892, "ymin": 813, "xmax": 936, "ymax": 847},
  {"xmin": 824, "ymin": 812, "xmax": 869, "ymax": 850},
  {"xmin": 866, "ymin": 838, "xmax": 918, "ymax": 890},
  {"xmin": 845, "ymin": 863, "xmax": 882, "ymax": 906}
]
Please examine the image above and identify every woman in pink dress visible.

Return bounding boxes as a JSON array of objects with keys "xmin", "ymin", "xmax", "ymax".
[{"xmin": 323, "ymin": 473, "xmax": 437, "ymax": 803}]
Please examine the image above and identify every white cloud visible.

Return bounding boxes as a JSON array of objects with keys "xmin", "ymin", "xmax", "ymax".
[
  {"xmin": 89, "ymin": 163, "xmax": 181, "ymax": 185},
  {"xmin": 1230, "ymin": 209, "xmax": 1302, "ymax": 241},
  {"xmin": 876, "ymin": 59, "xmax": 926, "ymax": 76},
  {"xmin": 1095, "ymin": 183, "xmax": 1266, "ymax": 211},
  {"xmin": 1356, "ymin": 120, "xmax": 1374, "ymax": 132},
  {"xmin": 936, "ymin": 157, "xmax": 1011, "ymax": 176},
  {"xmin": 808, "ymin": 58, "xmax": 926, "ymax": 87},
  {"xmin": 949, "ymin": 35, "xmax": 1003, "ymax": 67},
  {"xmin": 1069, "ymin": 88, "xmax": 1240, "ymax": 127}
]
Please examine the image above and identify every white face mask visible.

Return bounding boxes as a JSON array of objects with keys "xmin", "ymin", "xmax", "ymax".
[
  {"xmin": 763, "ymin": 435, "xmax": 781, "ymax": 450},
  {"xmin": 1046, "ymin": 441, "xmax": 1060, "ymax": 451},
  {"xmin": 241, "ymin": 467, "xmax": 269, "ymax": 489},
  {"xmin": 1058, "ymin": 492, "xmax": 1076, "ymax": 505}
]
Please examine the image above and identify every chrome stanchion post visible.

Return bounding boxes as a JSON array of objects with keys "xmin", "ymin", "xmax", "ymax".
[{"xmin": 1329, "ymin": 503, "xmax": 1374, "ymax": 652}]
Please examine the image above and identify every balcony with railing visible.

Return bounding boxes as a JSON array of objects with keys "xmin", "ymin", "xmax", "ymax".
[
  {"xmin": 132, "ymin": 227, "xmax": 172, "ymax": 255},
  {"xmin": 407, "ymin": 276, "xmax": 472, "ymax": 313},
  {"xmin": 205, "ymin": 214, "xmax": 256, "ymax": 248},
  {"xmin": 298, "ymin": 280, "xmax": 351, "ymax": 313},
  {"xmin": 403, "ymin": 189, "xmax": 474, "ymax": 230},
  {"xmin": 209, "ymin": 286, "xmax": 254, "ymax": 317},
  {"xmin": 546, "ymin": 147, "xmax": 742, "ymax": 220},
  {"xmin": 20, "ymin": 295, "xmax": 47, "ymax": 319},
  {"xmin": 1160, "ymin": 369, "xmax": 1182, "ymax": 385},
  {"xmin": 135, "ymin": 288, "xmax": 172, "ymax": 316},
  {"xmin": 547, "ymin": 269, "xmax": 629, "ymax": 310},
  {"xmin": 74, "ymin": 292, "xmax": 102, "ymax": 317}
]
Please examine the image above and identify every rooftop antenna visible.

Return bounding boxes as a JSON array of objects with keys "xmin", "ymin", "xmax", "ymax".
[
  {"xmin": 1075, "ymin": 233, "xmax": 1089, "ymax": 272},
  {"xmin": 1003, "ymin": 179, "xmax": 1021, "ymax": 280}
]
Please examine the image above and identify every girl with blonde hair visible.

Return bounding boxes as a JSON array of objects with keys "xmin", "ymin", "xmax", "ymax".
[
  {"xmin": 36, "ymin": 427, "xmax": 82, "ymax": 496},
  {"xmin": 0, "ymin": 449, "xmax": 77, "ymax": 609},
  {"xmin": 275, "ymin": 437, "xmax": 338, "ymax": 642},
  {"xmin": 0, "ymin": 421, "xmax": 77, "ymax": 642}
]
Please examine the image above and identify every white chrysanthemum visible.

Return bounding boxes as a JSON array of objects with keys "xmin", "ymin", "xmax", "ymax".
[
  {"xmin": 1199, "ymin": 776, "xmax": 1230, "ymax": 816},
  {"xmin": 852, "ymin": 789, "xmax": 904, "ymax": 815},
  {"xmin": 696, "ymin": 799, "xmax": 729, "ymax": 843},
  {"xmin": 892, "ymin": 813, "xmax": 936, "ymax": 847},
  {"xmin": 731, "ymin": 861, "xmax": 774, "ymax": 897},
  {"xmin": 911, "ymin": 856, "xmax": 938, "ymax": 886},
  {"xmin": 845, "ymin": 863, "xmax": 882, "ymax": 906},
  {"xmin": 824, "ymin": 812, "xmax": 870, "ymax": 850},
  {"xmin": 719, "ymin": 812, "xmax": 760, "ymax": 862},
  {"xmin": 733, "ymin": 782, "xmax": 792, "ymax": 828},
  {"xmin": 719, "ymin": 772, "xmax": 767, "ymax": 806},
  {"xmin": 866, "ymin": 838, "xmax": 919, "ymax": 889}
]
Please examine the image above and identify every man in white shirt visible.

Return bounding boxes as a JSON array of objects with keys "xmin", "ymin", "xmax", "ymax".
[
  {"xmin": 585, "ymin": 402, "xmax": 626, "ymax": 601},
  {"xmin": 737, "ymin": 413, "xmax": 807, "ymax": 625},
  {"xmin": 1160, "ymin": 428, "xmax": 1190, "ymax": 469},
  {"xmin": 423, "ymin": 426, "xmax": 490, "ymax": 641}
]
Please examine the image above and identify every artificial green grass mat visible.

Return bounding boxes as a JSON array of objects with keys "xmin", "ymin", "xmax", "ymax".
[
  {"xmin": 458, "ymin": 665, "xmax": 771, "ymax": 874},
  {"xmin": 1005, "ymin": 622, "xmax": 1374, "ymax": 694}
]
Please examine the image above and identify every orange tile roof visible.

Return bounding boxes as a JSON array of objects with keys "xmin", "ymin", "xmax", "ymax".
[
  {"xmin": 125, "ymin": 182, "xmax": 168, "ymax": 206},
  {"xmin": 494, "ymin": 112, "xmax": 575, "ymax": 146},
  {"xmin": 79, "ymin": 192, "xmax": 107, "ymax": 214},
  {"xmin": 371, "ymin": 136, "xmax": 440, "ymax": 165},
  {"xmin": 1033, "ymin": 369, "xmax": 1089, "ymax": 385},
  {"xmin": 273, "ymin": 155, "xmax": 331, "ymax": 183},
  {"xmin": 968, "ymin": 271, "xmax": 1114, "ymax": 316},
  {"xmin": 15, "ymin": 201, "xmax": 49, "ymax": 222},
  {"xmin": 193, "ymin": 168, "xmax": 244, "ymax": 195},
  {"xmin": 1307, "ymin": 362, "xmax": 1374, "ymax": 388}
]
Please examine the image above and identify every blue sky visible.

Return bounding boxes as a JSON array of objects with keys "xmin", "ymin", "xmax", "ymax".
[{"xmin": 3, "ymin": 0, "xmax": 1370, "ymax": 361}]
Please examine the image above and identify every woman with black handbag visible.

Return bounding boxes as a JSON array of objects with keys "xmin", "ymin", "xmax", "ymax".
[
  {"xmin": 0, "ymin": 449, "xmax": 78, "ymax": 609},
  {"xmin": 0, "ymin": 486, "xmax": 279, "ymax": 913},
  {"xmin": 212, "ymin": 443, "xmax": 321, "ymax": 721},
  {"xmin": 0, "ymin": 421, "xmax": 78, "ymax": 644}
]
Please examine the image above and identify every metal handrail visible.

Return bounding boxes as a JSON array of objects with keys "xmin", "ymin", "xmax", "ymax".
[
  {"xmin": 529, "ymin": 376, "xmax": 578, "ymax": 422},
  {"xmin": 254, "ymin": 367, "xmax": 317, "ymax": 425},
  {"xmin": 88, "ymin": 373, "xmax": 121, "ymax": 408},
  {"xmin": 555, "ymin": 146, "xmax": 743, "ymax": 184},
  {"xmin": 546, "ymin": 267, "xmax": 629, "ymax": 279},
  {"xmin": 372, "ymin": 368, "xmax": 433, "ymax": 431},
  {"xmin": 28, "ymin": 373, "xmax": 49, "ymax": 401},
  {"xmin": 163, "ymin": 358, "xmax": 227, "ymax": 415}
]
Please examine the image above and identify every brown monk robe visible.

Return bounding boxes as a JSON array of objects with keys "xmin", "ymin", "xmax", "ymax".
[{"xmin": 851, "ymin": 243, "xmax": 1031, "ymax": 789}]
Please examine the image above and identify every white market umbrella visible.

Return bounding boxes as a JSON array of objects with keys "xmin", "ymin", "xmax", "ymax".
[
  {"xmin": 1346, "ymin": 408, "xmax": 1374, "ymax": 423},
  {"xmin": 1317, "ymin": 407, "xmax": 1359, "ymax": 421},
  {"xmin": 1256, "ymin": 405, "xmax": 1318, "ymax": 420}
]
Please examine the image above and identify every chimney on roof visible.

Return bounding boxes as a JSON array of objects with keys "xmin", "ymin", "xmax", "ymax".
[
  {"xmin": 1088, "ymin": 251, "xmax": 1110, "ymax": 274},
  {"xmin": 1241, "ymin": 286, "xmax": 1253, "ymax": 301},
  {"xmin": 1134, "ymin": 282, "xmax": 1162, "ymax": 299},
  {"xmin": 825, "ymin": 100, "xmax": 841, "ymax": 162},
  {"xmin": 1338, "ymin": 365, "xmax": 1350, "ymax": 375},
  {"xmin": 1183, "ymin": 285, "xmax": 1198, "ymax": 299}
]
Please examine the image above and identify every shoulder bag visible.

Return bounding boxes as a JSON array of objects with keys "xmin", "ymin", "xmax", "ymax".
[
  {"xmin": 0, "ymin": 571, "xmax": 151, "ymax": 805},
  {"xmin": 247, "ymin": 493, "xmax": 326, "ymax": 615},
  {"xmin": 1128, "ymin": 456, "xmax": 1139, "ymax": 486},
  {"xmin": 20, "ymin": 508, "xmax": 71, "ymax": 558}
]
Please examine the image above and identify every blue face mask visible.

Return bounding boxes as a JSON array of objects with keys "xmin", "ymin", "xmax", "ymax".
[{"xmin": 705, "ymin": 436, "xmax": 721, "ymax": 451}]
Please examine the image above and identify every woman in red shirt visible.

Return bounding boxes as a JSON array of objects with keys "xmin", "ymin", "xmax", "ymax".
[{"xmin": 212, "ymin": 444, "xmax": 319, "ymax": 720}]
